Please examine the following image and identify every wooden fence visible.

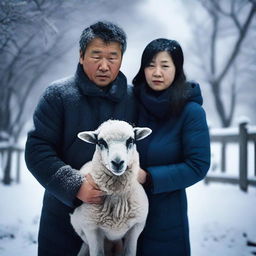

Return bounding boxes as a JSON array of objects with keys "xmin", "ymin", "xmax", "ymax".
[
  {"xmin": 205, "ymin": 121, "xmax": 256, "ymax": 192},
  {"xmin": 0, "ymin": 145, "xmax": 24, "ymax": 184},
  {"xmin": 1, "ymin": 122, "xmax": 256, "ymax": 188}
]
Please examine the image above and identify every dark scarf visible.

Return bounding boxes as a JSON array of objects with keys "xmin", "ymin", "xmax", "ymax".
[
  {"xmin": 135, "ymin": 83, "xmax": 173, "ymax": 120},
  {"xmin": 75, "ymin": 63, "xmax": 127, "ymax": 102}
]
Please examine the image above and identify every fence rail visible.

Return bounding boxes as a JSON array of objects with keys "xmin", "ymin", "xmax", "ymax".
[
  {"xmin": 1, "ymin": 122, "xmax": 256, "ymax": 189},
  {"xmin": 205, "ymin": 121, "xmax": 256, "ymax": 192}
]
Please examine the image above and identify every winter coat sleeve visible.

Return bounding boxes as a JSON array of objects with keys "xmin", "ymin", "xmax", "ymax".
[
  {"xmin": 25, "ymin": 86, "xmax": 83, "ymax": 207},
  {"xmin": 147, "ymin": 103, "xmax": 210, "ymax": 194}
]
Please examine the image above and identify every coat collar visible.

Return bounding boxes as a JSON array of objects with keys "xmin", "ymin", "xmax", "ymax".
[
  {"xmin": 135, "ymin": 81, "xmax": 203, "ymax": 120},
  {"xmin": 136, "ymin": 83, "xmax": 172, "ymax": 120},
  {"xmin": 75, "ymin": 63, "xmax": 127, "ymax": 102}
]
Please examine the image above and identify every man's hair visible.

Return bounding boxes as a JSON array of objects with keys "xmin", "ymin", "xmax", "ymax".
[{"xmin": 79, "ymin": 21, "xmax": 127, "ymax": 56}]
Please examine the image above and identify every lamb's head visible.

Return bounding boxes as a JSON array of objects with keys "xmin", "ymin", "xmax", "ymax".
[{"xmin": 78, "ymin": 120, "xmax": 151, "ymax": 176}]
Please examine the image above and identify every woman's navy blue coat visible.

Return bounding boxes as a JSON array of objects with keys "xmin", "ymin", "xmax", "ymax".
[
  {"xmin": 135, "ymin": 82, "xmax": 211, "ymax": 256},
  {"xmin": 25, "ymin": 64, "xmax": 136, "ymax": 256}
]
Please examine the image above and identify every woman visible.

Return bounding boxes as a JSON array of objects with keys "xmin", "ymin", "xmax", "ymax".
[{"xmin": 133, "ymin": 38, "xmax": 211, "ymax": 256}]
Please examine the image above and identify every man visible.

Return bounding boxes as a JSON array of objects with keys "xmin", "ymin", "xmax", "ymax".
[{"xmin": 25, "ymin": 21, "xmax": 136, "ymax": 256}]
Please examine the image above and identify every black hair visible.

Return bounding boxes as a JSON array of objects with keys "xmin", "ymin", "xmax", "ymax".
[
  {"xmin": 133, "ymin": 38, "xmax": 187, "ymax": 116},
  {"xmin": 79, "ymin": 21, "xmax": 127, "ymax": 57}
]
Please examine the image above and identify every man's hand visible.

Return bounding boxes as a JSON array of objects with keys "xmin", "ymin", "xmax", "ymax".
[{"xmin": 77, "ymin": 173, "xmax": 105, "ymax": 204}]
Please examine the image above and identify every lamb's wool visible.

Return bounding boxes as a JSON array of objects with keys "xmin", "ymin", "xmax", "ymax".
[{"xmin": 70, "ymin": 120, "xmax": 151, "ymax": 255}]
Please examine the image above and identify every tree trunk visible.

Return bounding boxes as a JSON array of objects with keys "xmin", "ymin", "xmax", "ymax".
[{"xmin": 210, "ymin": 81, "xmax": 231, "ymax": 127}]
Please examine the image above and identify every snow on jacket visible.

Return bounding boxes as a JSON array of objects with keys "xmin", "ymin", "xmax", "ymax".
[
  {"xmin": 135, "ymin": 82, "xmax": 211, "ymax": 256},
  {"xmin": 25, "ymin": 63, "xmax": 136, "ymax": 256}
]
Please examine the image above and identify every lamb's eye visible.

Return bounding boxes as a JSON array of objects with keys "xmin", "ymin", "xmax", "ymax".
[
  {"xmin": 126, "ymin": 137, "xmax": 135, "ymax": 149},
  {"xmin": 97, "ymin": 139, "xmax": 108, "ymax": 149}
]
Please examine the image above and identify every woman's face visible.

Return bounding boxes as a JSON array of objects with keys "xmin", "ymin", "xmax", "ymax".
[{"xmin": 144, "ymin": 51, "xmax": 176, "ymax": 91}]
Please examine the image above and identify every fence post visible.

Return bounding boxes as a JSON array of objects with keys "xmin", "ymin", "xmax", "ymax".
[
  {"xmin": 239, "ymin": 121, "xmax": 248, "ymax": 192},
  {"xmin": 0, "ymin": 149, "xmax": 2, "ymax": 170},
  {"xmin": 16, "ymin": 150, "xmax": 21, "ymax": 183},
  {"xmin": 221, "ymin": 141, "xmax": 226, "ymax": 172},
  {"xmin": 2, "ymin": 147, "xmax": 12, "ymax": 185},
  {"xmin": 255, "ymin": 141, "xmax": 256, "ymax": 177}
]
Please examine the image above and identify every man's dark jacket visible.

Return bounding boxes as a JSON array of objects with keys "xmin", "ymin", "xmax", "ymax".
[{"xmin": 25, "ymin": 64, "xmax": 136, "ymax": 255}]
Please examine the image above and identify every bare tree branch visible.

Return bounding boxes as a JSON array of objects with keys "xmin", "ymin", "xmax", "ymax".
[
  {"xmin": 217, "ymin": 2, "xmax": 256, "ymax": 84},
  {"xmin": 188, "ymin": 0, "xmax": 256, "ymax": 127},
  {"xmin": 10, "ymin": 36, "xmax": 76, "ymax": 136},
  {"xmin": 210, "ymin": 13, "xmax": 218, "ymax": 77}
]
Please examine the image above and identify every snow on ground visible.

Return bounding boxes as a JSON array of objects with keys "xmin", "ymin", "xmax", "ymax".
[
  {"xmin": 188, "ymin": 182, "xmax": 256, "ymax": 256},
  {"xmin": 0, "ymin": 168, "xmax": 43, "ymax": 256},
  {"xmin": 0, "ymin": 152, "xmax": 256, "ymax": 256}
]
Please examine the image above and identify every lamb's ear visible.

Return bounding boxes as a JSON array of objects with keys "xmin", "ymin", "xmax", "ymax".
[
  {"xmin": 134, "ymin": 127, "xmax": 152, "ymax": 141},
  {"xmin": 77, "ymin": 131, "xmax": 98, "ymax": 144}
]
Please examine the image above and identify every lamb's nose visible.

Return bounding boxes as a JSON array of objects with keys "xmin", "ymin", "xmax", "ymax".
[{"xmin": 111, "ymin": 160, "xmax": 124, "ymax": 170}]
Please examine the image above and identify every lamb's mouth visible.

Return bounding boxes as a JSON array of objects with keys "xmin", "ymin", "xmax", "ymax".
[
  {"xmin": 105, "ymin": 166, "xmax": 128, "ymax": 176},
  {"xmin": 111, "ymin": 169, "xmax": 126, "ymax": 176},
  {"xmin": 104, "ymin": 165, "xmax": 127, "ymax": 176}
]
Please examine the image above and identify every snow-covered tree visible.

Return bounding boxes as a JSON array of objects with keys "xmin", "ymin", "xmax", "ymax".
[
  {"xmin": 0, "ymin": 0, "xmax": 139, "ymax": 184},
  {"xmin": 187, "ymin": 0, "xmax": 256, "ymax": 127}
]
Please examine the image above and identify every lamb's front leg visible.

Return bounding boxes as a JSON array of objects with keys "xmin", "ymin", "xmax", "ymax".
[
  {"xmin": 123, "ymin": 222, "xmax": 145, "ymax": 256},
  {"xmin": 84, "ymin": 228, "xmax": 104, "ymax": 256},
  {"xmin": 77, "ymin": 242, "xmax": 89, "ymax": 256}
]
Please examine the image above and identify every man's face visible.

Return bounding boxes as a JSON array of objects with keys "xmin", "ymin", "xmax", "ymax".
[{"xmin": 80, "ymin": 38, "xmax": 122, "ymax": 87}]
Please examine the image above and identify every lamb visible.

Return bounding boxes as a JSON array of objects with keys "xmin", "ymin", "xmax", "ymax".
[{"xmin": 70, "ymin": 119, "xmax": 152, "ymax": 256}]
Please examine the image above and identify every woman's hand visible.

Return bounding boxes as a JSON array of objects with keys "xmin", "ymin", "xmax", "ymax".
[
  {"xmin": 77, "ymin": 173, "xmax": 106, "ymax": 204},
  {"xmin": 137, "ymin": 168, "xmax": 148, "ymax": 184}
]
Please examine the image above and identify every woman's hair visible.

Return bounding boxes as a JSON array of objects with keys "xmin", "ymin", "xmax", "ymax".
[
  {"xmin": 79, "ymin": 21, "xmax": 127, "ymax": 57},
  {"xmin": 133, "ymin": 38, "xmax": 188, "ymax": 116}
]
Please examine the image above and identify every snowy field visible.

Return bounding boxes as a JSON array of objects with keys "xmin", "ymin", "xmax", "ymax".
[{"xmin": 0, "ymin": 148, "xmax": 256, "ymax": 256}]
